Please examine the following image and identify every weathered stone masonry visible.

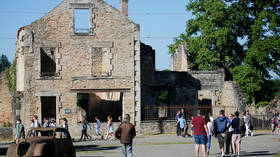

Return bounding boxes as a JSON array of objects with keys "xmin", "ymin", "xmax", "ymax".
[{"xmin": 16, "ymin": 0, "xmax": 141, "ymax": 137}]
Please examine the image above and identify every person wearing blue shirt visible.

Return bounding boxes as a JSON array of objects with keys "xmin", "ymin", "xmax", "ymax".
[
  {"xmin": 175, "ymin": 110, "xmax": 181, "ymax": 136},
  {"xmin": 178, "ymin": 115, "xmax": 186, "ymax": 136},
  {"xmin": 95, "ymin": 116, "xmax": 103, "ymax": 140},
  {"xmin": 214, "ymin": 110, "xmax": 232, "ymax": 157}
]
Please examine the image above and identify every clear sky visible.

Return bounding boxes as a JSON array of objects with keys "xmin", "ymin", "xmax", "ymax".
[{"xmin": 0, "ymin": 0, "xmax": 192, "ymax": 70}]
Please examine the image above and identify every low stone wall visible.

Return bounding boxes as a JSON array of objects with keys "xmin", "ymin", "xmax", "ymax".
[
  {"xmin": 140, "ymin": 120, "xmax": 178, "ymax": 134},
  {"xmin": 0, "ymin": 127, "xmax": 13, "ymax": 139}
]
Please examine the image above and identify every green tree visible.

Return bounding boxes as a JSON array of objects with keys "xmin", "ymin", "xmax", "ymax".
[
  {"xmin": 169, "ymin": 0, "xmax": 280, "ymax": 104},
  {"xmin": 0, "ymin": 54, "xmax": 11, "ymax": 73},
  {"xmin": 77, "ymin": 93, "xmax": 89, "ymax": 110}
]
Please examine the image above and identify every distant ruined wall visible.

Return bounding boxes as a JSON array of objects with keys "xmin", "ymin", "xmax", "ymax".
[
  {"xmin": 170, "ymin": 43, "xmax": 190, "ymax": 72},
  {"xmin": 0, "ymin": 73, "xmax": 13, "ymax": 127},
  {"xmin": 214, "ymin": 81, "xmax": 246, "ymax": 117}
]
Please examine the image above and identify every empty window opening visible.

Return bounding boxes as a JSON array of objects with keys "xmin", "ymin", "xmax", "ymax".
[
  {"xmin": 92, "ymin": 47, "xmax": 110, "ymax": 76},
  {"xmin": 74, "ymin": 9, "xmax": 90, "ymax": 33},
  {"xmin": 198, "ymin": 98, "xmax": 212, "ymax": 116},
  {"xmin": 40, "ymin": 47, "xmax": 56, "ymax": 77},
  {"xmin": 77, "ymin": 92, "xmax": 123, "ymax": 122},
  {"xmin": 41, "ymin": 96, "xmax": 56, "ymax": 123},
  {"xmin": 142, "ymin": 90, "xmax": 170, "ymax": 120}
]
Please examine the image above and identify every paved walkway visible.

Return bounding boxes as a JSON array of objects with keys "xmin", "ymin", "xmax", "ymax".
[
  {"xmin": 1, "ymin": 131, "xmax": 279, "ymax": 157},
  {"xmin": 75, "ymin": 132, "xmax": 280, "ymax": 157}
]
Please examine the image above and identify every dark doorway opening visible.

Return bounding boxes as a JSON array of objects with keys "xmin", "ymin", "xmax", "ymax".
[
  {"xmin": 77, "ymin": 92, "xmax": 123, "ymax": 122},
  {"xmin": 41, "ymin": 96, "xmax": 56, "ymax": 122}
]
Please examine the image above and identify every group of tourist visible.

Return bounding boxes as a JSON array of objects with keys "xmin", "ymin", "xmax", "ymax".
[
  {"xmin": 79, "ymin": 115, "xmax": 117, "ymax": 141},
  {"xmin": 175, "ymin": 109, "xmax": 256, "ymax": 157},
  {"xmin": 79, "ymin": 114, "xmax": 136, "ymax": 157},
  {"xmin": 189, "ymin": 109, "xmax": 243, "ymax": 157}
]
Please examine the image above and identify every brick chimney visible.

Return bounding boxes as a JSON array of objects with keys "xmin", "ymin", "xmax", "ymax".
[{"xmin": 120, "ymin": 0, "xmax": 128, "ymax": 16}]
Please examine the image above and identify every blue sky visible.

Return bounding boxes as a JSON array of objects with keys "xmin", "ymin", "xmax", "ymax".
[{"xmin": 0, "ymin": 0, "xmax": 192, "ymax": 70}]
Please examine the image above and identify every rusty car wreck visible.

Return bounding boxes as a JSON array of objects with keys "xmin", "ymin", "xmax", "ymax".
[{"xmin": 6, "ymin": 128, "xmax": 76, "ymax": 157}]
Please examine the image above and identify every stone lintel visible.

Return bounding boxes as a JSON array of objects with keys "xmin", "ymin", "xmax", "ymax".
[
  {"xmin": 70, "ymin": 88, "xmax": 130, "ymax": 93},
  {"xmin": 91, "ymin": 41, "xmax": 113, "ymax": 48},
  {"xmin": 71, "ymin": 76, "xmax": 130, "ymax": 81},
  {"xmin": 38, "ymin": 41, "xmax": 61, "ymax": 48},
  {"xmin": 69, "ymin": 3, "xmax": 95, "ymax": 9},
  {"xmin": 35, "ymin": 91, "xmax": 60, "ymax": 97}
]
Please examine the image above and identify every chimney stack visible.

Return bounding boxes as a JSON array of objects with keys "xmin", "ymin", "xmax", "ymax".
[{"xmin": 120, "ymin": 0, "xmax": 128, "ymax": 16}]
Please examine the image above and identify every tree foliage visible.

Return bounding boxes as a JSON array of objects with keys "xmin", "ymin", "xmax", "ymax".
[
  {"xmin": 169, "ymin": 0, "xmax": 280, "ymax": 104},
  {"xmin": 0, "ymin": 54, "xmax": 11, "ymax": 73},
  {"xmin": 77, "ymin": 93, "xmax": 89, "ymax": 110}
]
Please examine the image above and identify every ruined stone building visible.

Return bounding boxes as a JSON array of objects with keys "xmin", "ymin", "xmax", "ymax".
[
  {"xmin": 12, "ymin": 0, "xmax": 246, "ymax": 135},
  {"xmin": 15, "ymin": 0, "xmax": 141, "ymax": 136},
  {"xmin": 170, "ymin": 43, "xmax": 246, "ymax": 117}
]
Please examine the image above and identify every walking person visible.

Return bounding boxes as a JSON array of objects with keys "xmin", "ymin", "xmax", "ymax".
[
  {"xmin": 271, "ymin": 110, "xmax": 279, "ymax": 134},
  {"xmin": 30, "ymin": 118, "xmax": 35, "ymax": 137},
  {"xmin": 49, "ymin": 118, "xmax": 56, "ymax": 128},
  {"xmin": 244, "ymin": 110, "xmax": 253, "ymax": 136},
  {"xmin": 62, "ymin": 118, "xmax": 68, "ymax": 130},
  {"xmin": 178, "ymin": 114, "xmax": 186, "ymax": 137},
  {"xmin": 33, "ymin": 115, "xmax": 40, "ymax": 128},
  {"xmin": 80, "ymin": 117, "xmax": 92, "ymax": 141},
  {"xmin": 42, "ymin": 118, "xmax": 49, "ymax": 128},
  {"xmin": 115, "ymin": 114, "xmax": 136, "ymax": 157},
  {"xmin": 225, "ymin": 114, "xmax": 234, "ymax": 156},
  {"xmin": 15, "ymin": 119, "xmax": 25, "ymax": 144},
  {"xmin": 105, "ymin": 116, "xmax": 116, "ymax": 140},
  {"xmin": 176, "ymin": 110, "xmax": 181, "ymax": 136},
  {"xmin": 190, "ymin": 116, "xmax": 194, "ymax": 137},
  {"xmin": 214, "ymin": 110, "xmax": 231, "ymax": 157},
  {"xmin": 206, "ymin": 115, "xmax": 213, "ymax": 155},
  {"xmin": 231, "ymin": 111, "xmax": 242, "ymax": 157},
  {"xmin": 191, "ymin": 110, "xmax": 209, "ymax": 157},
  {"xmin": 95, "ymin": 116, "xmax": 103, "ymax": 140}
]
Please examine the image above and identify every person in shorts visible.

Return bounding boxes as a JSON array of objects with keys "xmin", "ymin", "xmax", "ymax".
[
  {"xmin": 192, "ymin": 110, "xmax": 209, "ymax": 157},
  {"xmin": 95, "ymin": 116, "xmax": 103, "ymax": 140},
  {"xmin": 15, "ymin": 119, "xmax": 25, "ymax": 144},
  {"xmin": 178, "ymin": 115, "xmax": 186, "ymax": 136},
  {"xmin": 231, "ymin": 111, "xmax": 242, "ymax": 157},
  {"xmin": 214, "ymin": 110, "xmax": 231, "ymax": 157}
]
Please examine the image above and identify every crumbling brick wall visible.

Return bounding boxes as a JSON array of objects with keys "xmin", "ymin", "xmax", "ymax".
[{"xmin": 0, "ymin": 73, "xmax": 13, "ymax": 127}]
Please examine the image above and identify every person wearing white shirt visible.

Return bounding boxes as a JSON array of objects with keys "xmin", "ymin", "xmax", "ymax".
[{"xmin": 206, "ymin": 115, "xmax": 213, "ymax": 155}]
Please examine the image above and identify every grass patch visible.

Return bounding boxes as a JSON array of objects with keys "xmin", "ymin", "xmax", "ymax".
[
  {"xmin": 274, "ymin": 153, "xmax": 280, "ymax": 157},
  {"xmin": 0, "ymin": 155, "xmax": 7, "ymax": 157}
]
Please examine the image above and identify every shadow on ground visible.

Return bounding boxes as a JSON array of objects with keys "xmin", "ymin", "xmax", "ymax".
[
  {"xmin": 75, "ymin": 144, "xmax": 120, "ymax": 152},
  {"xmin": 0, "ymin": 147, "xmax": 8, "ymax": 155},
  {"xmin": 241, "ymin": 151, "xmax": 276, "ymax": 156}
]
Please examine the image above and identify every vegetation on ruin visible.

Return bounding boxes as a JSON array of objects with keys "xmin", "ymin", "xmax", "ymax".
[
  {"xmin": 0, "ymin": 54, "xmax": 17, "ymax": 92},
  {"xmin": 4, "ymin": 59, "xmax": 16, "ymax": 92},
  {"xmin": 169, "ymin": 0, "xmax": 280, "ymax": 105},
  {"xmin": 77, "ymin": 93, "xmax": 89, "ymax": 110}
]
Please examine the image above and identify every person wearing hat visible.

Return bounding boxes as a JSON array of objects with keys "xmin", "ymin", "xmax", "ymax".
[{"xmin": 115, "ymin": 114, "xmax": 136, "ymax": 157}]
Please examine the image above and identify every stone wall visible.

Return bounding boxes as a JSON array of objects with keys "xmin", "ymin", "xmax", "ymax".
[
  {"xmin": 0, "ymin": 73, "xmax": 13, "ymax": 127},
  {"xmin": 16, "ymin": 0, "xmax": 141, "ymax": 137},
  {"xmin": 170, "ymin": 43, "xmax": 190, "ymax": 72},
  {"xmin": 214, "ymin": 81, "xmax": 246, "ymax": 117},
  {"xmin": 0, "ymin": 127, "xmax": 13, "ymax": 139},
  {"xmin": 140, "ymin": 120, "xmax": 176, "ymax": 134}
]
